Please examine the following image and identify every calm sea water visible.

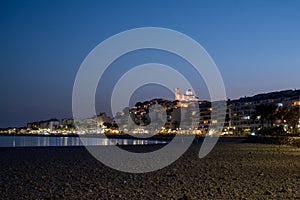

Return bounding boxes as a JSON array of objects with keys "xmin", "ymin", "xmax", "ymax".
[{"xmin": 0, "ymin": 135, "xmax": 167, "ymax": 147}]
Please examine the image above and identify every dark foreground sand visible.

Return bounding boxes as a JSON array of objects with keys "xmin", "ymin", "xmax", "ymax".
[{"xmin": 0, "ymin": 138, "xmax": 300, "ymax": 199}]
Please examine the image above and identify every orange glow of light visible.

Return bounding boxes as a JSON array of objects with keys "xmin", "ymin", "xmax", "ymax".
[{"xmin": 293, "ymin": 101, "xmax": 300, "ymax": 106}]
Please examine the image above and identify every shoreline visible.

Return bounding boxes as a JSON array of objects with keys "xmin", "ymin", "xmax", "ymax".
[
  {"xmin": 0, "ymin": 132, "xmax": 244, "ymax": 138},
  {"xmin": 2, "ymin": 133, "xmax": 300, "ymax": 149}
]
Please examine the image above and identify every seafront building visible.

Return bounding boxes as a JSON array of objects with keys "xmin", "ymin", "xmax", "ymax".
[
  {"xmin": 23, "ymin": 113, "xmax": 115, "ymax": 134},
  {"xmin": 26, "ymin": 118, "xmax": 74, "ymax": 134},
  {"xmin": 227, "ymin": 89, "xmax": 300, "ymax": 134}
]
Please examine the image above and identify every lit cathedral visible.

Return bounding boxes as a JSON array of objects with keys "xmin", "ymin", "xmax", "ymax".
[{"xmin": 175, "ymin": 88, "xmax": 199, "ymax": 101}]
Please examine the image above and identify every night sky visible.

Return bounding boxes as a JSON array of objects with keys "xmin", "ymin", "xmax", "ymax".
[{"xmin": 1, "ymin": 0, "xmax": 300, "ymax": 128}]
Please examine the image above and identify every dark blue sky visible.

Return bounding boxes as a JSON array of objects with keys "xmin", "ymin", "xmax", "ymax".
[{"xmin": 0, "ymin": 0, "xmax": 300, "ymax": 127}]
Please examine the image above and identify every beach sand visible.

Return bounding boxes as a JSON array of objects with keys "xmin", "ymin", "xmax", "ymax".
[{"xmin": 0, "ymin": 139, "xmax": 300, "ymax": 199}]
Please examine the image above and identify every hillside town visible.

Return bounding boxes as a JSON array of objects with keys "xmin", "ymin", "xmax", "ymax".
[{"xmin": 1, "ymin": 88, "xmax": 299, "ymax": 136}]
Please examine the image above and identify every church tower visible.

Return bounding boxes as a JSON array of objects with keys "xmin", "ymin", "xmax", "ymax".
[{"xmin": 175, "ymin": 88, "xmax": 181, "ymax": 100}]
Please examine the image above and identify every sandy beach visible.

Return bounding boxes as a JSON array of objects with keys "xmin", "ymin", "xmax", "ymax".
[{"xmin": 0, "ymin": 138, "xmax": 300, "ymax": 199}]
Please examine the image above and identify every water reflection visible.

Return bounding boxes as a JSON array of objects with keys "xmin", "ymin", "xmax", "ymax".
[{"xmin": 0, "ymin": 136, "xmax": 167, "ymax": 147}]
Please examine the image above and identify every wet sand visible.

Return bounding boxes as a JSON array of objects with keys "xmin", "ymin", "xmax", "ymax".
[{"xmin": 0, "ymin": 139, "xmax": 299, "ymax": 199}]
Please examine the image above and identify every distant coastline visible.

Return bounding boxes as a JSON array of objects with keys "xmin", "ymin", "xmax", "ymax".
[{"xmin": 1, "ymin": 88, "xmax": 299, "ymax": 137}]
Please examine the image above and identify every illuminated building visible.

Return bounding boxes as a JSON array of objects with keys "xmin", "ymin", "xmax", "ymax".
[{"xmin": 175, "ymin": 88, "xmax": 199, "ymax": 101}]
